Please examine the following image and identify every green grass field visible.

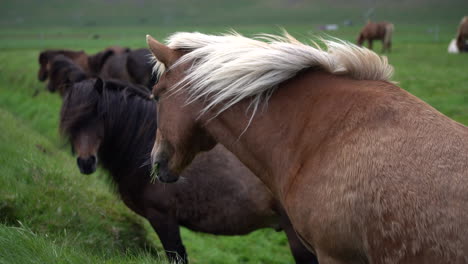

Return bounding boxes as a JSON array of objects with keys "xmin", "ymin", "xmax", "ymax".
[{"xmin": 1, "ymin": 1, "xmax": 468, "ymax": 263}]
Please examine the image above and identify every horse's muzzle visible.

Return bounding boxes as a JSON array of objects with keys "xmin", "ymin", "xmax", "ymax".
[
  {"xmin": 151, "ymin": 157, "xmax": 179, "ymax": 183},
  {"xmin": 38, "ymin": 70, "xmax": 48, "ymax": 82},
  {"xmin": 77, "ymin": 156, "xmax": 97, "ymax": 175}
]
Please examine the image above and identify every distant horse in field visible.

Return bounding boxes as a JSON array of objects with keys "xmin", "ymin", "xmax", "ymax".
[
  {"xmin": 47, "ymin": 55, "xmax": 88, "ymax": 96},
  {"xmin": 147, "ymin": 32, "xmax": 468, "ymax": 263},
  {"xmin": 357, "ymin": 21, "xmax": 394, "ymax": 52},
  {"xmin": 59, "ymin": 78, "xmax": 317, "ymax": 264},
  {"xmin": 456, "ymin": 16, "xmax": 468, "ymax": 52}
]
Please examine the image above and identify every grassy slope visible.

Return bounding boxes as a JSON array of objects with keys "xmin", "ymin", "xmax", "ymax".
[
  {"xmin": 0, "ymin": 108, "xmax": 166, "ymax": 263},
  {"xmin": 0, "ymin": 224, "xmax": 164, "ymax": 264}
]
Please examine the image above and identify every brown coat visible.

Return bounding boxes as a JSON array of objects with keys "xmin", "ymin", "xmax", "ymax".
[
  {"xmin": 357, "ymin": 21, "xmax": 394, "ymax": 52},
  {"xmin": 200, "ymin": 71, "xmax": 468, "ymax": 263},
  {"xmin": 456, "ymin": 16, "xmax": 468, "ymax": 52},
  {"xmin": 147, "ymin": 34, "xmax": 468, "ymax": 263}
]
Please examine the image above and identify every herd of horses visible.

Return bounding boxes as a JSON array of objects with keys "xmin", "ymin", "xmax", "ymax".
[
  {"xmin": 37, "ymin": 19, "xmax": 468, "ymax": 264},
  {"xmin": 40, "ymin": 45, "xmax": 316, "ymax": 263}
]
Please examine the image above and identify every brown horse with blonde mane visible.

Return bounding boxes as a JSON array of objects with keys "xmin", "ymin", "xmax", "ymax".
[
  {"xmin": 146, "ymin": 31, "xmax": 468, "ymax": 263},
  {"xmin": 357, "ymin": 21, "xmax": 394, "ymax": 52},
  {"xmin": 456, "ymin": 16, "xmax": 468, "ymax": 52}
]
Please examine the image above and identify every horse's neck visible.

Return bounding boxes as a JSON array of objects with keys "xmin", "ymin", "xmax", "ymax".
[
  {"xmin": 100, "ymin": 122, "xmax": 152, "ymax": 180},
  {"xmin": 203, "ymin": 71, "xmax": 351, "ymax": 200},
  {"xmin": 66, "ymin": 52, "xmax": 89, "ymax": 74}
]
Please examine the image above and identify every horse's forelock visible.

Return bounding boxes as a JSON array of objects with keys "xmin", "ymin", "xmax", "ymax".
[
  {"xmin": 59, "ymin": 80, "xmax": 100, "ymax": 137},
  {"xmin": 60, "ymin": 79, "xmax": 154, "ymax": 139}
]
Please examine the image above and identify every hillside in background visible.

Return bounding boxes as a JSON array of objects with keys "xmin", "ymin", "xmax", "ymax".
[{"xmin": 1, "ymin": 0, "xmax": 467, "ymax": 27}]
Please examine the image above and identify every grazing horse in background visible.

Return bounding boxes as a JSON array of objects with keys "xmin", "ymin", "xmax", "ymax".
[
  {"xmin": 47, "ymin": 55, "xmax": 88, "ymax": 96},
  {"xmin": 38, "ymin": 49, "xmax": 89, "ymax": 81},
  {"xmin": 59, "ymin": 78, "xmax": 317, "ymax": 264},
  {"xmin": 38, "ymin": 46, "xmax": 129, "ymax": 81},
  {"xmin": 90, "ymin": 48, "xmax": 156, "ymax": 88},
  {"xmin": 127, "ymin": 48, "xmax": 157, "ymax": 88},
  {"xmin": 456, "ymin": 16, "xmax": 468, "ymax": 52},
  {"xmin": 147, "ymin": 32, "xmax": 468, "ymax": 264},
  {"xmin": 38, "ymin": 46, "xmax": 155, "ymax": 89},
  {"xmin": 357, "ymin": 21, "xmax": 394, "ymax": 52},
  {"xmin": 86, "ymin": 46, "xmax": 130, "ymax": 77},
  {"xmin": 93, "ymin": 48, "xmax": 156, "ymax": 88}
]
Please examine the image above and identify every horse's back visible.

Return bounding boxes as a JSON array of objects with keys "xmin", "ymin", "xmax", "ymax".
[
  {"xmin": 100, "ymin": 53, "xmax": 131, "ymax": 81},
  {"xmin": 126, "ymin": 48, "xmax": 155, "ymax": 87},
  {"xmin": 361, "ymin": 22, "xmax": 392, "ymax": 40}
]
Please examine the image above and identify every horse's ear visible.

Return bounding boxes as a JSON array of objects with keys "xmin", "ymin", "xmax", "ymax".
[
  {"xmin": 94, "ymin": 78, "xmax": 104, "ymax": 95},
  {"xmin": 89, "ymin": 50, "xmax": 114, "ymax": 75},
  {"xmin": 39, "ymin": 51, "xmax": 48, "ymax": 64},
  {"xmin": 146, "ymin": 35, "xmax": 174, "ymax": 66}
]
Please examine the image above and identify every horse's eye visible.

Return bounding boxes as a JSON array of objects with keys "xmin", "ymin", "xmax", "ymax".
[{"xmin": 150, "ymin": 94, "xmax": 159, "ymax": 102}]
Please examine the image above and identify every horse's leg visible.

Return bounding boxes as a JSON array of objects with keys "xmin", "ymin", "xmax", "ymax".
[
  {"xmin": 147, "ymin": 209, "xmax": 188, "ymax": 264},
  {"xmin": 368, "ymin": 39, "xmax": 373, "ymax": 50},
  {"xmin": 279, "ymin": 213, "xmax": 318, "ymax": 264}
]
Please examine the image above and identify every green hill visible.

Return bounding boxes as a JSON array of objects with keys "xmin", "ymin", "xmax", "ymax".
[{"xmin": 1, "ymin": 0, "xmax": 467, "ymax": 27}]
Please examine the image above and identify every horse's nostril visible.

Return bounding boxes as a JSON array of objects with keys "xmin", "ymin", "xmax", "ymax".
[{"xmin": 77, "ymin": 156, "xmax": 97, "ymax": 167}]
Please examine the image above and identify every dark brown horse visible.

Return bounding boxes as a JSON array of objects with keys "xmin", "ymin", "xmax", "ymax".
[
  {"xmin": 38, "ymin": 46, "xmax": 155, "ymax": 89},
  {"xmin": 127, "ymin": 48, "xmax": 157, "ymax": 88},
  {"xmin": 93, "ymin": 48, "xmax": 155, "ymax": 88},
  {"xmin": 38, "ymin": 49, "xmax": 89, "ymax": 81},
  {"xmin": 59, "ymin": 78, "xmax": 317, "ymax": 264},
  {"xmin": 38, "ymin": 46, "xmax": 128, "ymax": 81},
  {"xmin": 47, "ymin": 55, "xmax": 88, "ymax": 96},
  {"xmin": 86, "ymin": 47, "xmax": 129, "ymax": 77},
  {"xmin": 357, "ymin": 21, "xmax": 394, "ymax": 52},
  {"xmin": 147, "ymin": 32, "xmax": 468, "ymax": 263},
  {"xmin": 456, "ymin": 16, "xmax": 468, "ymax": 52}
]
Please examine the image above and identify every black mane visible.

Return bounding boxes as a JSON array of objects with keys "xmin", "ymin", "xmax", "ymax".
[{"xmin": 60, "ymin": 78, "xmax": 156, "ymax": 180}]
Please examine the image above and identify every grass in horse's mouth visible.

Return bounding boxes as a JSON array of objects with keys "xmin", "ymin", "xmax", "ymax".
[{"xmin": 150, "ymin": 163, "xmax": 159, "ymax": 184}]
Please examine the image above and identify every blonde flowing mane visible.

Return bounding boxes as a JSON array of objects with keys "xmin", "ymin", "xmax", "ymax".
[{"xmin": 152, "ymin": 31, "xmax": 394, "ymax": 118}]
